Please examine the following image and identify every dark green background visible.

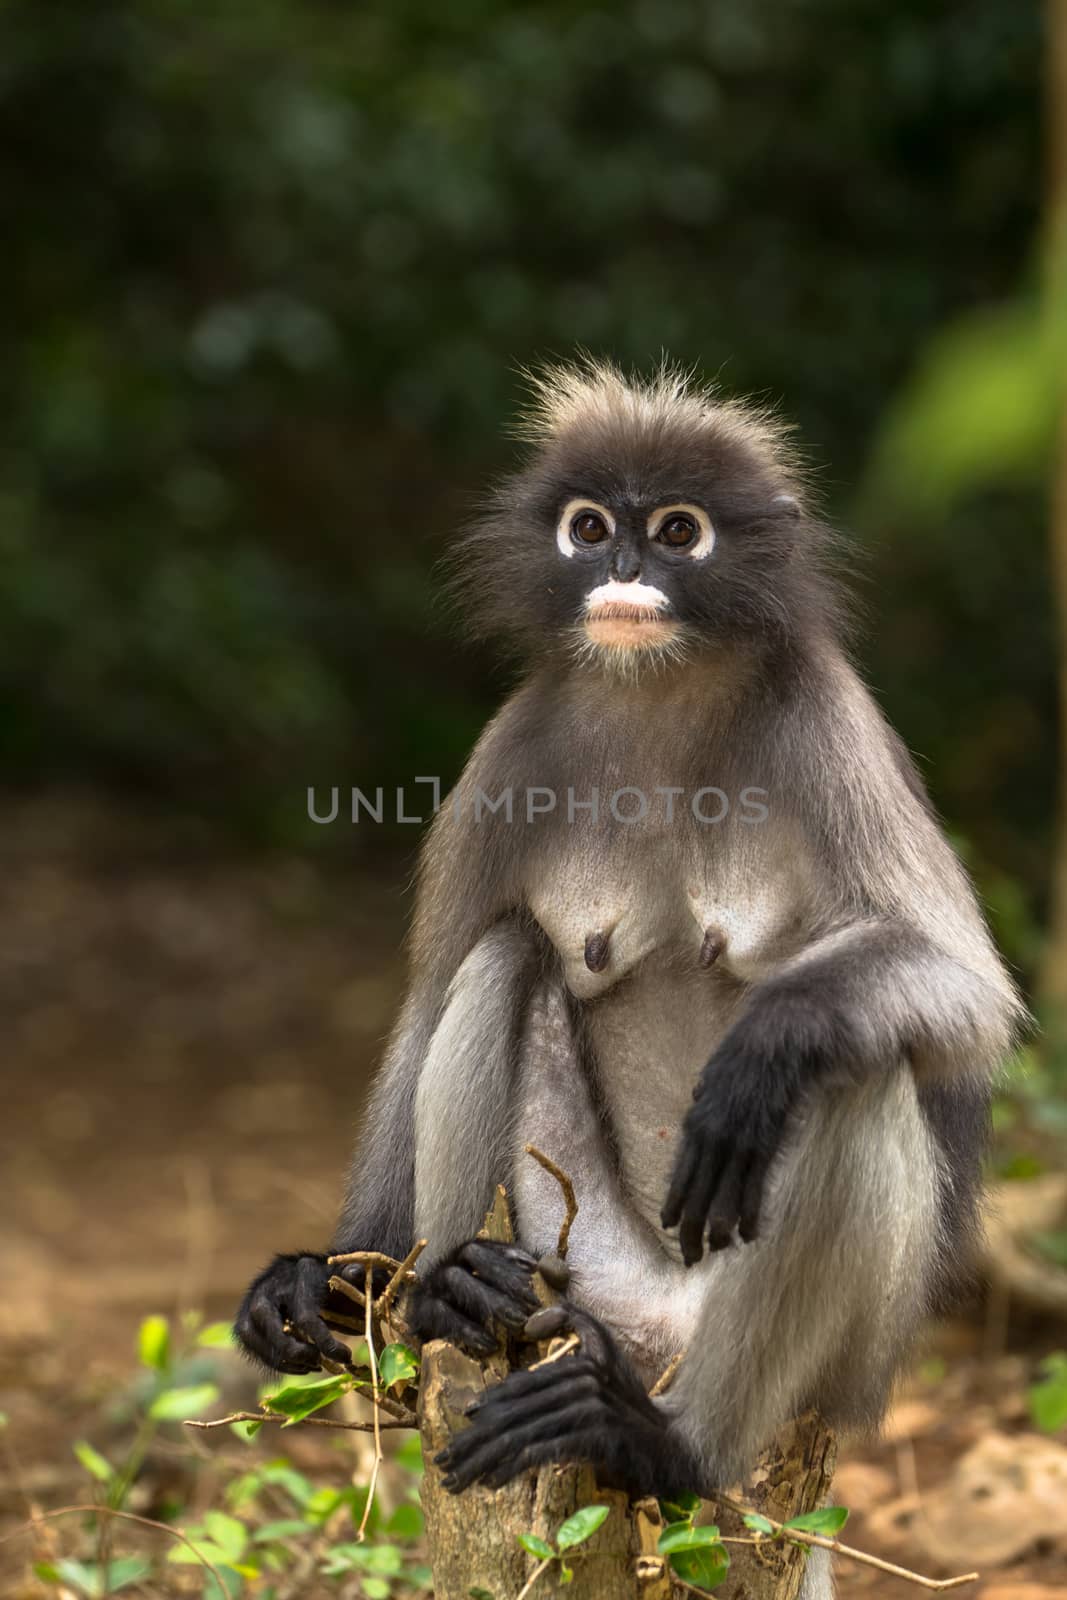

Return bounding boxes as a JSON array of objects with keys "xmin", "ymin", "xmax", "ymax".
[{"xmin": 1, "ymin": 0, "xmax": 1049, "ymax": 969}]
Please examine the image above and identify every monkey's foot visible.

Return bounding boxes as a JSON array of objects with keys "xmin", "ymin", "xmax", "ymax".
[
  {"xmin": 436, "ymin": 1308, "xmax": 696, "ymax": 1499},
  {"xmin": 408, "ymin": 1239, "xmax": 540, "ymax": 1357}
]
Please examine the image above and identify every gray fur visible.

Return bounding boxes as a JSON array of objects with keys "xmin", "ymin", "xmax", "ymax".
[{"xmin": 333, "ymin": 359, "xmax": 1023, "ymax": 1504}]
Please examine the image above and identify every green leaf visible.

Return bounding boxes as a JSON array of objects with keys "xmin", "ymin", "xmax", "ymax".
[
  {"xmin": 230, "ymin": 1419, "xmax": 263, "ymax": 1441},
  {"xmin": 257, "ymin": 1463, "xmax": 314, "ymax": 1506},
  {"xmin": 148, "ymin": 1382, "xmax": 220, "ymax": 1420},
  {"xmin": 73, "ymin": 1440, "xmax": 114, "ymax": 1483},
  {"xmin": 378, "ymin": 1341, "xmax": 419, "ymax": 1390},
  {"xmin": 262, "ymin": 1374, "xmax": 352, "ymax": 1423},
  {"xmin": 517, "ymin": 1533, "xmax": 555, "ymax": 1560},
  {"xmin": 101, "ymin": 1556, "xmax": 154, "ymax": 1592},
  {"xmin": 166, "ymin": 1540, "xmax": 233, "ymax": 1568},
  {"xmin": 560, "ymin": 1562, "xmax": 574, "ymax": 1583},
  {"xmin": 396, "ymin": 1434, "xmax": 424, "ymax": 1475},
  {"xmin": 43, "ymin": 1561, "xmax": 99, "ymax": 1598},
  {"xmin": 138, "ymin": 1314, "xmax": 171, "ymax": 1372},
  {"xmin": 303, "ymin": 1486, "xmax": 350, "ymax": 1524},
  {"xmin": 742, "ymin": 1513, "xmax": 775, "ymax": 1535},
  {"xmin": 468, "ymin": 1588, "xmax": 496, "ymax": 1599},
  {"xmin": 782, "ymin": 1506, "xmax": 849, "ymax": 1535},
  {"xmin": 385, "ymin": 1501, "xmax": 424, "ymax": 1540},
  {"xmin": 1028, "ymin": 1352, "xmax": 1067, "ymax": 1433},
  {"xmin": 669, "ymin": 1543, "xmax": 730, "ymax": 1590},
  {"xmin": 253, "ymin": 1519, "xmax": 311, "ymax": 1542},
  {"xmin": 556, "ymin": 1504, "xmax": 610, "ymax": 1551},
  {"xmin": 658, "ymin": 1523, "xmax": 722, "ymax": 1553},
  {"xmin": 203, "ymin": 1511, "xmax": 248, "ymax": 1562},
  {"xmin": 198, "ymin": 1321, "xmax": 237, "ymax": 1349}
]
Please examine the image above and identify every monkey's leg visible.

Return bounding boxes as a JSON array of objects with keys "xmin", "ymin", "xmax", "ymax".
[
  {"xmin": 404, "ymin": 921, "xmax": 546, "ymax": 1350},
  {"xmin": 443, "ymin": 1068, "xmax": 938, "ymax": 1508},
  {"xmin": 236, "ymin": 920, "xmax": 538, "ymax": 1372},
  {"xmin": 662, "ymin": 1067, "xmax": 940, "ymax": 1487}
]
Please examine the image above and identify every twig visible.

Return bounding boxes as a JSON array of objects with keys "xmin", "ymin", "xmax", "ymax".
[
  {"xmin": 357, "ymin": 1264, "xmax": 383, "ymax": 1542},
  {"xmin": 524, "ymin": 1144, "xmax": 578, "ymax": 1259},
  {"xmin": 321, "ymin": 1307, "xmax": 365, "ymax": 1333},
  {"xmin": 649, "ymin": 1351, "xmax": 685, "ymax": 1397},
  {"xmin": 185, "ymin": 1410, "xmax": 414, "ymax": 1433},
  {"xmin": 530, "ymin": 1334, "xmax": 580, "ymax": 1370},
  {"xmin": 376, "ymin": 1237, "xmax": 426, "ymax": 1327},
  {"xmin": 0, "ymin": 1504, "xmax": 227, "ymax": 1593},
  {"xmin": 516, "ymin": 1553, "xmax": 553, "ymax": 1600},
  {"xmin": 715, "ymin": 1494, "xmax": 979, "ymax": 1592},
  {"xmin": 328, "ymin": 1250, "xmax": 404, "ymax": 1269},
  {"xmin": 327, "ymin": 1274, "xmax": 367, "ymax": 1309}
]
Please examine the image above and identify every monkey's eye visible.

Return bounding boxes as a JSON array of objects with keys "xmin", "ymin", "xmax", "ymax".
[
  {"xmin": 571, "ymin": 510, "xmax": 610, "ymax": 546},
  {"xmin": 655, "ymin": 514, "xmax": 698, "ymax": 548}
]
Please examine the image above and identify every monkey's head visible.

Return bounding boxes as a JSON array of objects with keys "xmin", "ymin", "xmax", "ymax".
[{"xmin": 452, "ymin": 358, "xmax": 840, "ymax": 671}]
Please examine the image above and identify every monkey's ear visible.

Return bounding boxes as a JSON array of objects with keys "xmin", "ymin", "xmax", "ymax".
[{"xmin": 771, "ymin": 493, "xmax": 802, "ymax": 519}]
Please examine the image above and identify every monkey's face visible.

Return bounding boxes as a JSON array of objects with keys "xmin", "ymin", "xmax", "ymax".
[
  {"xmin": 451, "ymin": 364, "xmax": 832, "ymax": 667},
  {"xmin": 552, "ymin": 494, "xmax": 719, "ymax": 660}
]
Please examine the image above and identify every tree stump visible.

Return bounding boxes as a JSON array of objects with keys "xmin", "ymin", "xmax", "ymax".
[{"xmin": 417, "ymin": 1188, "xmax": 836, "ymax": 1599}]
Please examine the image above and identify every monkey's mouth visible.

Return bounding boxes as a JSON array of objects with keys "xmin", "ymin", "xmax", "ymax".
[{"xmin": 584, "ymin": 600, "xmax": 678, "ymax": 650}]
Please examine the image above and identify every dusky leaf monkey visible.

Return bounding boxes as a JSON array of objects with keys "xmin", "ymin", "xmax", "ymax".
[{"xmin": 235, "ymin": 360, "xmax": 1021, "ymax": 1592}]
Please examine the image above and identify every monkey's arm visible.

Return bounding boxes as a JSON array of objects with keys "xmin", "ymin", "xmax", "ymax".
[
  {"xmin": 233, "ymin": 728, "xmax": 541, "ymax": 1372},
  {"xmin": 662, "ymin": 914, "xmax": 1019, "ymax": 1264}
]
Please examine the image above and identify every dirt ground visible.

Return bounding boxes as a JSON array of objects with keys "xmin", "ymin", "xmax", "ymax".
[{"xmin": 2, "ymin": 797, "xmax": 1065, "ymax": 1598}]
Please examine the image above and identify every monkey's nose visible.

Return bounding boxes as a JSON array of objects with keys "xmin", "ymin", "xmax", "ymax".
[{"xmin": 611, "ymin": 549, "xmax": 642, "ymax": 583}]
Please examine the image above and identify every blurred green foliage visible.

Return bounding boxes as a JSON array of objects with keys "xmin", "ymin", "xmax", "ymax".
[{"xmin": 0, "ymin": 0, "xmax": 1049, "ymax": 944}]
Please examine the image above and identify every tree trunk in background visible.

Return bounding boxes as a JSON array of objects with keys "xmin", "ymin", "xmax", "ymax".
[
  {"xmin": 418, "ymin": 1190, "xmax": 837, "ymax": 1599},
  {"xmin": 1040, "ymin": 0, "xmax": 1067, "ymax": 1009}
]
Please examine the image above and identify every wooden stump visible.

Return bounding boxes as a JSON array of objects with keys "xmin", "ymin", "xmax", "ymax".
[{"xmin": 414, "ymin": 1191, "xmax": 837, "ymax": 1599}]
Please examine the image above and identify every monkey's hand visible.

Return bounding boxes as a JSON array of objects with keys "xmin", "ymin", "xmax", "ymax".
[
  {"xmin": 234, "ymin": 1252, "xmax": 368, "ymax": 1374},
  {"xmin": 407, "ymin": 1239, "xmax": 540, "ymax": 1357},
  {"xmin": 436, "ymin": 1307, "xmax": 696, "ymax": 1499},
  {"xmin": 661, "ymin": 1031, "xmax": 797, "ymax": 1264}
]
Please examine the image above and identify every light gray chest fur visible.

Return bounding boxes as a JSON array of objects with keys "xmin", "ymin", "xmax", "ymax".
[{"xmin": 514, "ymin": 813, "xmax": 818, "ymax": 1366}]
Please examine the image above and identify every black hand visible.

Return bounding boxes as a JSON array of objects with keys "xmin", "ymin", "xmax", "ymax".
[
  {"xmin": 661, "ymin": 1036, "xmax": 795, "ymax": 1264},
  {"xmin": 436, "ymin": 1306, "xmax": 695, "ymax": 1499},
  {"xmin": 407, "ymin": 1239, "xmax": 540, "ymax": 1357},
  {"xmin": 234, "ymin": 1252, "xmax": 362, "ymax": 1374}
]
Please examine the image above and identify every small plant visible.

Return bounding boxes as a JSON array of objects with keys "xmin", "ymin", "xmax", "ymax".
[
  {"xmin": 33, "ymin": 1310, "xmax": 426, "ymax": 1599},
  {"xmin": 512, "ymin": 1504, "xmax": 610, "ymax": 1593},
  {"xmin": 1028, "ymin": 1352, "xmax": 1067, "ymax": 1433},
  {"xmin": 657, "ymin": 1492, "xmax": 730, "ymax": 1591}
]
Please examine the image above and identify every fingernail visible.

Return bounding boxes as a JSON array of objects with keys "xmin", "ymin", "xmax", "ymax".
[{"xmin": 523, "ymin": 1305, "xmax": 569, "ymax": 1340}]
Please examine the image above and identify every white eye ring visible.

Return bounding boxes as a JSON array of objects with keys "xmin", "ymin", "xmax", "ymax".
[
  {"xmin": 647, "ymin": 504, "xmax": 715, "ymax": 560},
  {"xmin": 556, "ymin": 498, "xmax": 615, "ymax": 559}
]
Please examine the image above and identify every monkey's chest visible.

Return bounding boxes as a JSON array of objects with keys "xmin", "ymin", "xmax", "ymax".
[
  {"xmin": 526, "ymin": 827, "xmax": 805, "ymax": 1000},
  {"xmin": 525, "ymin": 829, "xmax": 813, "ymax": 1240}
]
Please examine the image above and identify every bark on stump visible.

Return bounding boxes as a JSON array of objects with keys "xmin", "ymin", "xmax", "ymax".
[{"xmin": 416, "ymin": 1191, "xmax": 837, "ymax": 1599}]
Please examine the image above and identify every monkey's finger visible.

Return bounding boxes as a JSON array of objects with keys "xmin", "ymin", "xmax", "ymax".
[
  {"xmin": 676, "ymin": 1139, "xmax": 726, "ymax": 1266},
  {"xmin": 441, "ymin": 1373, "xmax": 601, "ymax": 1471},
  {"xmin": 464, "ymin": 1358, "xmax": 602, "ymax": 1416},
  {"xmin": 705, "ymin": 1153, "xmax": 747, "ymax": 1252},
  {"xmin": 409, "ymin": 1290, "xmax": 500, "ymax": 1355},
  {"xmin": 441, "ymin": 1398, "xmax": 605, "ymax": 1492},
  {"xmin": 242, "ymin": 1296, "xmax": 325, "ymax": 1373},
  {"xmin": 660, "ymin": 1137, "xmax": 700, "ymax": 1231},
  {"xmin": 738, "ymin": 1153, "xmax": 770, "ymax": 1242},
  {"xmin": 287, "ymin": 1257, "xmax": 358, "ymax": 1366},
  {"xmin": 437, "ymin": 1264, "xmax": 531, "ymax": 1332},
  {"xmin": 455, "ymin": 1240, "xmax": 540, "ymax": 1307}
]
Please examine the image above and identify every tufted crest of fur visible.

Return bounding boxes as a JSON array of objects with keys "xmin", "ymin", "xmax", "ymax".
[{"xmin": 513, "ymin": 354, "xmax": 799, "ymax": 478}]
